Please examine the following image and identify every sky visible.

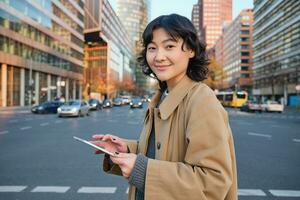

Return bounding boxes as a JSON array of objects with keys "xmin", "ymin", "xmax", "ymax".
[{"xmin": 108, "ymin": 0, "xmax": 253, "ymax": 20}]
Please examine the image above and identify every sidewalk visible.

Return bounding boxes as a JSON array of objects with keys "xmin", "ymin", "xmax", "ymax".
[{"xmin": 0, "ymin": 106, "xmax": 31, "ymax": 114}]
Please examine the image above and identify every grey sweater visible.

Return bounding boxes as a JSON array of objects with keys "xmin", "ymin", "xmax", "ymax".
[{"xmin": 128, "ymin": 91, "xmax": 167, "ymax": 200}]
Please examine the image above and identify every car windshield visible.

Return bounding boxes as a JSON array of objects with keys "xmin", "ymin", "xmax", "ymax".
[
  {"xmin": 132, "ymin": 98, "xmax": 142, "ymax": 103},
  {"xmin": 64, "ymin": 101, "xmax": 80, "ymax": 106}
]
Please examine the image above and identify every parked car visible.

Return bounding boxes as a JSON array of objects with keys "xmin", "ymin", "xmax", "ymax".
[
  {"xmin": 102, "ymin": 99, "xmax": 113, "ymax": 108},
  {"xmin": 261, "ymin": 100, "xmax": 284, "ymax": 113},
  {"xmin": 57, "ymin": 100, "xmax": 90, "ymax": 117},
  {"xmin": 31, "ymin": 101, "xmax": 63, "ymax": 114},
  {"xmin": 130, "ymin": 98, "xmax": 143, "ymax": 108},
  {"xmin": 121, "ymin": 96, "xmax": 131, "ymax": 105},
  {"xmin": 113, "ymin": 98, "xmax": 123, "ymax": 106},
  {"xmin": 88, "ymin": 99, "xmax": 102, "ymax": 110},
  {"xmin": 240, "ymin": 100, "xmax": 262, "ymax": 112}
]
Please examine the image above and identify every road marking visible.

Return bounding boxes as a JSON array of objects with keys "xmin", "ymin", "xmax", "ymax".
[
  {"xmin": 248, "ymin": 132, "xmax": 272, "ymax": 139},
  {"xmin": 269, "ymin": 190, "xmax": 300, "ymax": 197},
  {"xmin": 31, "ymin": 186, "xmax": 70, "ymax": 193},
  {"xmin": 236, "ymin": 121, "xmax": 253, "ymax": 125},
  {"xmin": 40, "ymin": 123, "xmax": 49, "ymax": 126},
  {"xmin": 9, "ymin": 119, "xmax": 18, "ymax": 123},
  {"xmin": 25, "ymin": 118, "xmax": 33, "ymax": 121},
  {"xmin": 20, "ymin": 126, "xmax": 32, "ymax": 130},
  {"xmin": 126, "ymin": 187, "xmax": 129, "ymax": 194},
  {"xmin": 293, "ymin": 138, "xmax": 300, "ymax": 143},
  {"xmin": 0, "ymin": 130, "xmax": 9, "ymax": 135},
  {"xmin": 54, "ymin": 120, "xmax": 62, "ymax": 123},
  {"xmin": 0, "ymin": 186, "xmax": 27, "ymax": 192},
  {"xmin": 238, "ymin": 189, "xmax": 266, "ymax": 196},
  {"xmin": 77, "ymin": 187, "xmax": 116, "ymax": 193}
]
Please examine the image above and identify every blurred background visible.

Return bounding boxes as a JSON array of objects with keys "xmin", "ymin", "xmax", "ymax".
[{"xmin": 0, "ymin": 0, "xmax": 299, "ymax": 199}]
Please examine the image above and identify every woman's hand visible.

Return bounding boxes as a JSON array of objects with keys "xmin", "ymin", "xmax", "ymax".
[
  {"xmin": 90, "ymin": 134, "xmax": 128, "ymax": 154},
  {"xmin": 110, "ymin": 153, "xmax": 137, "ymax": 178}
]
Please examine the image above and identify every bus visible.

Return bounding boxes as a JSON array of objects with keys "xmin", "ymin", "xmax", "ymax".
[{"xmin": 216, "ymin": 91, "xmax": 248, "ymax": 107}]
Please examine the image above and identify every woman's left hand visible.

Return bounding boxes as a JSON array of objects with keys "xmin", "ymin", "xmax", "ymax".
[{"xmin": 110, "ymin": 153, "xmax": 137, "ymax": 178}]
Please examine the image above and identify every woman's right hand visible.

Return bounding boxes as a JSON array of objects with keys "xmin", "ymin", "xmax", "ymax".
[{"xmin": 90, "ymin": 134, "xmax": 128, "ymax": 155}]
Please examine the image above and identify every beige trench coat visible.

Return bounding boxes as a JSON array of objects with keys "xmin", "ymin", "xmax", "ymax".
[{"xmin": 103, "ymin": 76, "xmax": 238, "ymax": 200}]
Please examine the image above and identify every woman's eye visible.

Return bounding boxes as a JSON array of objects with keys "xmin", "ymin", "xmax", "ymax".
[
  {"xmin": 166, "ymin": 45, "xmax": 175, "ymax": 49},
  {"xmin": 147, "ymin": 47, "xmax": 156, "ymax": 51}
]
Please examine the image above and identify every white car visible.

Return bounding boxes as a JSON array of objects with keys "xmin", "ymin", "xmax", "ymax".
[
  {"xmin": 57, "ymin": 100, "xmax": 90, "ymax": 117},
  {"xmin": 261, "ymin": 100, "xmax": 284, "ymax": 113}
]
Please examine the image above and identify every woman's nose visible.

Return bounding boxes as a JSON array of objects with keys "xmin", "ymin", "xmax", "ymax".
[{"xmin": 154, "ymin": 49, "xmax": 166, "ymax": 62}]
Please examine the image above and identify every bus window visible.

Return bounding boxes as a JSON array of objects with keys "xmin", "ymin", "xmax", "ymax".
[
  {"xmin": 225, "ymin": 94, "xmax": 233, "ymax": 101},
  {"xmin": 237, "ymin": 93, "xmax": 246, "ymax": 99}
]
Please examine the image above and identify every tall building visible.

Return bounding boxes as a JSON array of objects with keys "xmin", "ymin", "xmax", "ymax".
[
  {"xmin": 192, "ymin": 4, "xmax": 201, "ymax": 40},
  {"xmin": 0, "ymin": 0, "xmax": 85, "ymax": 107},
  {"xmin": 218, "ymin": 9, "xmax": 253, "ymax": 93},
  {"xmin": 195, "ymin": 0, "xmax": 232, "ymax": 49},
  {"xmin": 116, "ymin": 0, "xmax": 151, "ymax": 95},
  {"xmin": 253, "ymin": 0, "xmax": 300, "ymax": 105},
  {"xmin": 84, "ymin": 0, "xmax": 135, "ymax": 99}
]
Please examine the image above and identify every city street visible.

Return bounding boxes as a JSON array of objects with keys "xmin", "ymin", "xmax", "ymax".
[{"xmin": 0, "ymin": 105, "xmax": 300, "ymax": 200}]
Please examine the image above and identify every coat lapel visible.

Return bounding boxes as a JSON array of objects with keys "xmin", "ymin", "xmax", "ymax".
[{"xmin": 159, "ymin": 76, "xmax": 198, "ymax": 120}]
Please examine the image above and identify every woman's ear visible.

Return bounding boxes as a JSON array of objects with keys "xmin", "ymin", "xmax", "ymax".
[{"xmin": 189, "ymin": 50, "xmax": 195, "ymax": 58}]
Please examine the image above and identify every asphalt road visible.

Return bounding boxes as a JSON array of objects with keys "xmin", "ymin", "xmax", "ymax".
[{"xmin": 0, "ymin": 105, "xmax": 299, "ymax": 200}]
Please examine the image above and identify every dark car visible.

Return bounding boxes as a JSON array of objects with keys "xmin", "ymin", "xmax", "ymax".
[
  {"xmin": 31, "ymin": 101, "xmax": 63, "ymax": 114},
  {"xmin": 240, "ymin": 100, "xmax": 262, "ymax": 112},
  {"xmin": 102, "ymin": 99, "xmax": 113, "ymax": 108},
  {"xmin": 113, "ymin": 98, "xmax": 123, "ymax": 106},
  {"xmin": 88, "ymin": 99, "xmax": 102, "ymax": 110},
  {"xmin": 130, "ymin": 98, "xmax": 143, "ymax": 109}
]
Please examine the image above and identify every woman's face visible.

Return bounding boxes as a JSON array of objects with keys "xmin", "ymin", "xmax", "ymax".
[{"xmin": 146, "ymin": 28, "xmax": 195, "ymax": 90}]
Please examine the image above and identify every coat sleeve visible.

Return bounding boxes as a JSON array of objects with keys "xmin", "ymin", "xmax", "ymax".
[
  {"xmin": 144, "ymin": 87, "xmax": 236, "ymax": 200},
  {"xmin": 103, "ymin": 139, "xmax": 138, "ymax": 176}
]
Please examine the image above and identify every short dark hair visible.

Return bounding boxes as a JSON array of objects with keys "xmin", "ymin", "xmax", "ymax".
[{"xmin": 137, "ymin": 13, "xmax": 209, "ymax": 90}]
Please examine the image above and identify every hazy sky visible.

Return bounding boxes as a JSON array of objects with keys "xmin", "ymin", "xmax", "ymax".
[{"xmin": 108, "ymin": 0, "xmax": 253, "ymax": 20}]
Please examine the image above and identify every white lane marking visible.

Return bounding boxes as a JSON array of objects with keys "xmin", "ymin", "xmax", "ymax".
[
  {"xmin": 126, "ymin": 187, "xmax": 129, "ymax": 194},
  {"xmin": 293, "ymin": 139, "xmax": 300, "ymax": 143},
  {"xmin": 20, "ymin": 126, "xmax": 32, "ymax": 130},
  {"xmin": 77, "ymin": 187, "xmax": 116, "ymax": 193},
  {"xmin": 31, "ymin": 186, "xmax": 70, "ymax": 193},
  {"xmin": 54, "ymin": 120, "xmax": 62, "ymax": 123},
  {"xmin": 269, "ymin": 190, "xmax": 300, "ymax": 197},
  {"xmin": 9, "ymin": 119, "xmax": 18, "ymax": 123},
  {"xmin": 40, "ymin": 123, "xmax": 49, "ymax": 126},
  {"xmin": 0, "ymin": 130, "xmax": 9, "ymax": 135},
  {"xmin": 0, "ymin": 186, "xmax": 27, "ymax": 192},
  {"xmin": 238, "ymin": 189, "xmax": 266, "ymax": 196},
  {"xmin": 270, "ymin": 124, "xmax": 282, "ymax": 128},
  {"xmin": 25, "ymin": 118, "xmax": 33, "ymax": 121},
  {"xmin": 248, "ymin": 132, "xmax": 272, "ymax": 139}
]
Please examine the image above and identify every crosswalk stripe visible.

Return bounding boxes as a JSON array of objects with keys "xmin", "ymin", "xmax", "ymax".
[
  {"xmin": 293, "ymin": 138, "xmax": 300, "ymax": 143},
  {"xmin": 31, "ymin": 186, "xmax": 70, "ymax": 193},
  {"xmin": 77, "ymin": 187, "xmax": 116, "ymax": 193},
  {"xmin": 248, "ymin": 132, "xmax": 272, "ymax": 139},
  {"xmin": 0, "ymin": 130, "xmax": 9, "ymax": 135},
  {"xmin": 20, "ymin": 126, "xmax": 32, "ymax": 130},
  {"xmin": 238, "ymin": 189, "xmax": 266, "ymax": 196},
  {"xmin": 0, "ymin": 186, "xmax": 27, "ymax": 192},
  {"xmin": 269, "ymin": 190, "xmax": 300, "ymax": 197}
]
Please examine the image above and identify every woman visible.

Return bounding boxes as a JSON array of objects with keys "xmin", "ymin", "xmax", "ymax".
[{"xmin": 91, "ymin": 14, "xmax": 237, "ymax": 200}]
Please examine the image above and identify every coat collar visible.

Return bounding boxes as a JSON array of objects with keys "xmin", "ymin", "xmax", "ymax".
[{"xmin": 149, "ymin": 76, "xmax": 198, "ymax": 120}]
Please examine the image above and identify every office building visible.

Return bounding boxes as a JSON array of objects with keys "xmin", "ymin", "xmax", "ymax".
[
  {"xmin": 84, "ymin": 0, "xmax": 134, "ymax": 99},
  {"xmin": 253, "ymin": 0, "xmax": 300, "ymax": 105},
  {"xmin": 0, "ymin": 0, "xmax": 85, "ymax": 107}
]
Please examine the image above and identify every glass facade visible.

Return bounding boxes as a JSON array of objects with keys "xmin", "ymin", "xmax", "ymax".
[
  {"xmin": 253, "ymin": 0, "xmax": 300, "ymax": 104},
  {"xmin": 0, "ymin": 0, "xmax": 84, "ymax": 107}
]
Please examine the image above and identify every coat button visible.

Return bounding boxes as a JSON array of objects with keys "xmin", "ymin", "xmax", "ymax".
[{"xmin": 157, "ymin": 142, "xmax": 161, "ymax": 150}]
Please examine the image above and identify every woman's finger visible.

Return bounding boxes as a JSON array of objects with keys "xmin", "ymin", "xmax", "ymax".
[{"xmin": 92, "ymin": 134, "xmax": 104, "ymax": 140}]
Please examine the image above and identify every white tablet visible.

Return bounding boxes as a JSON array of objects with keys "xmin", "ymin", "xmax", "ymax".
[{"xmin": 73, "ymin": 136, "xmax": 116, "ymax": 156}]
